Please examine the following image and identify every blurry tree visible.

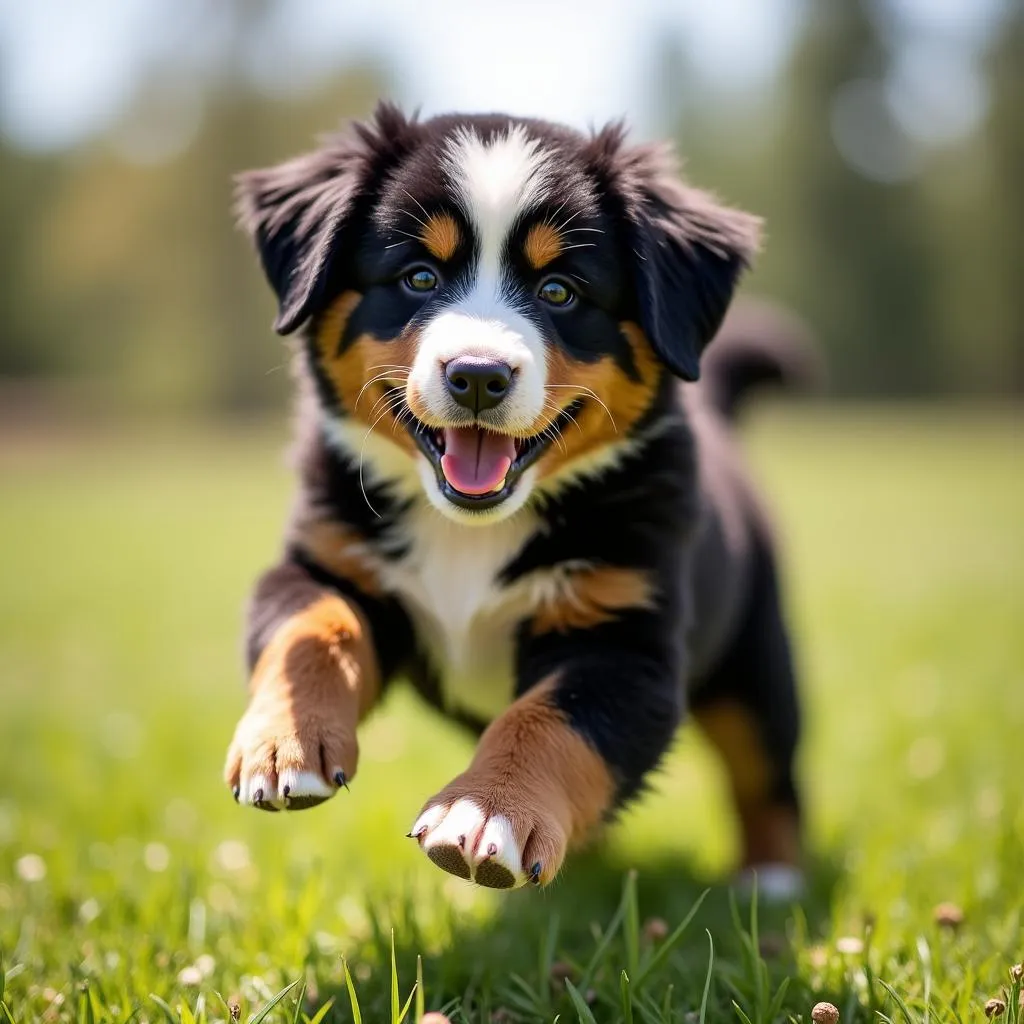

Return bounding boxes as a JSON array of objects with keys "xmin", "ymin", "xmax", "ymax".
[
  {"xmin": 979, "ymin": 4, "xmax": 1024, "ymax": 392},
  {"xmin": 662, "ymin": 0, "xmax": 1022, "ymax": 397},
  {"xmin": 0, "ymin": 0, "xmax": 389, "ymax": 413},
  {"xmin": 0, "ymin": 147, "xmax": 69, "ymax": 376},
  {"xmin": 2, "ymin": 0, "xmax": 1022, "ymax": 410}
]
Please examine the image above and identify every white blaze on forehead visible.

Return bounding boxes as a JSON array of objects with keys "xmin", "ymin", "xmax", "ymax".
[
  {"xmin": 444, "ymin": 125, "xmax": 554, "ymax": 282},
  {"xmin": 407, "ymin": 125, "xmax": 554, "ymax": 451}
]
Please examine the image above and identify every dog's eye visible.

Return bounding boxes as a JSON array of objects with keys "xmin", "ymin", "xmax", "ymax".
[
  {"xmin": 404, "ymin": 267, "xmax": 439, "ymax": 293},
  {"xmin": 537, "ymin": 278, "xmax": 574, "ymax": 308}
]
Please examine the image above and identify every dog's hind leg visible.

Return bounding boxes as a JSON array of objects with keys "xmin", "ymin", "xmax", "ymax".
[{"xmin": 690, "ymin": 540, "xmax": 804, "ymax": 901}]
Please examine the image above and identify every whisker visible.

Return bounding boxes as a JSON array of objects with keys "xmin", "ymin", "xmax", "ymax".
[
  {"xmin": 399, "ymin": 188, "xmax": 432, "ymax": 230},
  {"xmin": 367, "ymin": 389, "xmax": 407, "ymax": 419},
  {"xmin": 544, "ymin": 384, "xmax": 617, "ymax": 433},
  {"xmin": 554, "ymin": 207, "xmax": 587, "ymax": 234},
  {"xmin": 354, "ymin": 372, "xmax": 408, "ymax": 410},
  {"xmin": 389, "ymin": 227, "xmax": 423, "ymax": 243}
]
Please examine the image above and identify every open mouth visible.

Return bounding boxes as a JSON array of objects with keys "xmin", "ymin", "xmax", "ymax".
[{"xmin": 405, "ymin": 402, "xmax": 584, "ymax": 510}]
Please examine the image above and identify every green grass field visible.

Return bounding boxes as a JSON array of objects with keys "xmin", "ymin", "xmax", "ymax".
[{"xmin": 2, "ymin": 405, "xmax": 1022, "ymax": 1024}]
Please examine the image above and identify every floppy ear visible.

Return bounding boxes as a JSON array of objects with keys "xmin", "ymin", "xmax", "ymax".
[
  {"xmin": 235, "ymin": 102, "xmax": 415, "ymax": 335},
  {"xmin": 632, "ymin": 172, "xmax": 761, "ymax": 381},
  {"xmin": 586, "ymin": 127, "xmax": 762, "ymax": 382}
]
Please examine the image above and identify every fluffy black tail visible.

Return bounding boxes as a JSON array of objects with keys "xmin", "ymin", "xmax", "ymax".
[{"xmin": 700, "ymin": 299, "xmax": 824, "ymax": 422}]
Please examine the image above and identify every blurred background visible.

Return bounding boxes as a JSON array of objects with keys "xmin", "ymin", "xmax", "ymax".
[
  {"xmin": 1, "ymin": 0, "xmax": 1022, "ymax": 420},
  {"xmin": 2, "ymin": 1, "xmax": 1023, "ymax": 1013}
]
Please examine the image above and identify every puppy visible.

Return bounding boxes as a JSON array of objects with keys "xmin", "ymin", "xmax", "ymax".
[{"xmin": 224, "ymin": 104, "xmax": 810, "ymax": 895}]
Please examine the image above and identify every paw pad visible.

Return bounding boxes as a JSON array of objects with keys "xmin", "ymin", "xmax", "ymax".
[{"xmin": 410, "ymin": 799, "xmax": 529, "ymax": 889}]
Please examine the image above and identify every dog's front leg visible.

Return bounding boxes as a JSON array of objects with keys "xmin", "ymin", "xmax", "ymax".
[
  {"xmin": 411, "ymin": 635, "xmax": 683, "ymax": 888},
  {"xmin": 224, "ymin": 562, "xmax": 381, "ymax": 812}
]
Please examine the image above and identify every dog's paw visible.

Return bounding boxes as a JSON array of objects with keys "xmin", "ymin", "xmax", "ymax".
[
  {"xmin": 224, "ymin": 696, "xmax": 356, "ymax": 812},
  {"xmin": 409, "ymin": 781, "xmax": 568, "ymax": 889},
  {"xmin": 734, "ymin": 863, "xmax": 805, "ymax": 903}
]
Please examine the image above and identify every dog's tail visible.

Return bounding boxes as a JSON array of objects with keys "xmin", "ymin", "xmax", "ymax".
[{"xmin": 699, "ymin": 299, "xmax": 824, "ymax": 422}]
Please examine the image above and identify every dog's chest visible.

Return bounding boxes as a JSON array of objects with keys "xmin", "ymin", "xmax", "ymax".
[{"xmin": 382, "ymin": 508, "xmax": 539, "ymax": 721}]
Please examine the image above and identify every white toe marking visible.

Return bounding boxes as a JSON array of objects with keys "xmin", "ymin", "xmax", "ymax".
[
  {"xmin": 735, "ymin": 864, "xmax": 805, "ymax": 903},
  {"xmin": 410, "ymin": 803, "xmax": 448, "ymax": 839},
  {"xmin": 474, "ymin": 813, "xmax": 525, "ymax": 884},
  {"xmin": 421, "ymin": 799, "xmax": 486, "ymax": 857},
  {"xmin": 243, "ymin": 773, "xmax": 280, "ymax": 807},
  {"xmin": 277, "ymin": 769, "xmax": 334, "ymax": 803}
]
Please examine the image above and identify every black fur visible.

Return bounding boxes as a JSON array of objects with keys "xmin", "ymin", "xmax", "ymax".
[{"xmin": 233, "ymin": 103, "xmax": 812, "ymax": 876}]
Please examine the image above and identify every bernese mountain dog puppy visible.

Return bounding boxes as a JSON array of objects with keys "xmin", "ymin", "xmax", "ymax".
[{"xmin": 224, "ymin": 103, "xmax": 810, "ymax": 896}]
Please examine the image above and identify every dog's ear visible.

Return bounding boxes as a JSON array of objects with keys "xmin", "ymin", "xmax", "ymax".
[
  {"xmin": 631, "ymin": 171, "xmax": 761, "ymax": 381},
  {"xmin": 235, "ymin": 102, "xmax": 415, "ymax": 335},
  {"xmin": 586, "ymin": 128, "xmax": 761, "ymax": 381}
]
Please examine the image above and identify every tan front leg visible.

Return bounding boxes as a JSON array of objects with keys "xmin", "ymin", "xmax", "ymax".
[
  {"xmin": 225, "ymin": 595, "xmax": 378, "ymax": 811},
  {"xmin": 410, "ymin": 679, "xmax": 614, "ymax": 888}
]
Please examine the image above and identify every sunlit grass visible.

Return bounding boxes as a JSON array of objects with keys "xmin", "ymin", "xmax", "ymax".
[{"xmin": 1, "ymin": 405, "xmax": 1022, "ymax": 1022}]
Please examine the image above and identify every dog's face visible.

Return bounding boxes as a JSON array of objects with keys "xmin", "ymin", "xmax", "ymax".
[{"xmin": 238, "ymin": 105, "xmax": 759, "ymax": 523}]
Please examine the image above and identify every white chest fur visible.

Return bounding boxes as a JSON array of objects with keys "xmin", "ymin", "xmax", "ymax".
[{"xmin": 380, "ymin": 505, "xmax": 541, "ymax": 721}]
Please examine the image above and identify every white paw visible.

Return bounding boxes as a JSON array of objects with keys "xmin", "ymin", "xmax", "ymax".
[
  {"xmin": 410, "ymin": 799, "xmax": 534, "ymax": 889},
  {"xmin": 276, "ymin": 768, "xmax": 338, "ymax": 809},
  {"xmin": 236, "ymin": 766, "xmax": 341, "ymax": 811},
  {"xmin": 734, "ymin": 863, "xmax": 805, "ymax": 903}
]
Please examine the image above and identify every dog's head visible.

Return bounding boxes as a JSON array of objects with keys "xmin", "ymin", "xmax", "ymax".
[{"xmin": 238, "ymin": 104, "xmax": 760, "ymax": 523}]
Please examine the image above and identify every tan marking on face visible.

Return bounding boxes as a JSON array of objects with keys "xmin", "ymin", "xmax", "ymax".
[
  {"xmin": 224, "ymin": 595, "xmax": 379, "ymax": 798},
  {"xmin": 531, "ymin": 565, "xmax": 656, "ymax": 635},
  {"xmin": 536, "ymin": 321, "xmax": 662, "ymax": 479},
  {"xmin": 415, "ymin": 677, "xmax": 613, "ymax": 885},
  {"xmin": 292, "ymin": 519, "xmax": 385, "ymax": 598},
  {"xmin": 693, "ymin": 702, "xmax": 801, "ymax": 868},
  {"xmin": 420, "ymin": 212, "xmax": 462, "ymax": 262},
  {"xmin": 523, "ymin": 221, "xmax": 563, "ymax": 270},
  {"xmin": 315, "ymin": 290, "xmax": 418, "ymax": 456}
]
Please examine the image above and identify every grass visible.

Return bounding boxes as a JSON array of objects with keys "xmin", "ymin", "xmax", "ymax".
[{"xmin": 1, "ymin": 403, "xmax": 1022, "ymax": 1024}]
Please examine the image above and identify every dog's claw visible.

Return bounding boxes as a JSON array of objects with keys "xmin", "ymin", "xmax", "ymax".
[
  {"xmin": 334, "ymin": 770, "xmax": 349, "ymax": 790},
  {"xmin": 529, "ymin": 862, "xmax": 542, "ymax": 885}
]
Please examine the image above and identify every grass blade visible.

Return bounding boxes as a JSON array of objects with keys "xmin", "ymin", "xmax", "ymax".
[
  {"xmin": 578, "ymin": 890, "xmax": 627, "ymax": 993},
  {"xmin": 342, "ymin": 961, "xmax": 362, "ymax": 1024},
  {"xmin": 289, "ymin": 984, "xmax": 306, "ymax": 1024},
  {"xmin": 732, "ymin": 1000, "xmax": 754, "ymax": 1024},
  {"xmin": 699, "ymin": 930, "xmax": 715, "ymax": 1024},
  {"xmin": 765, "ymin": 977, "xmax": 791, "ymax": 1024},
  {"xmin": 879, "ymin": 979, "xmax": 916, "ymax": 1024},
  {"xmin": 305, "ymin": 999, "xmax": 334, "ymax": 1024},
  {"xmin": 397, "ymin": 985, "xmax": 417, "ymax": 1024},
  {"xmin": 620, "ymin": 971, "xmax": 634, "ymax": 1024},
  {"xmin": 250, "ymin": 981, "xmax": 301, "ymax": 1024},
  {"xmin": 624, "ymin": 870, "xmax": 640, "ymax": 981},
  {"xmin": 564, "ymin": 980, "xmax": 598, "ymax": 1024},
  {"xmin": 633, "ymin": 889, "xmax": 710, "ymax": 990},
  {"xmin": 416, "ymin": 956, "xmax": 424, "ymax": 1023},
  {"xmin": 391, "ymin": 930, "xmax": 399, "ymax": 1024},
  {"xmin": 661, "ymin": 984, "xmax": 673, "ymax": 1023},
  {"xmin": 149, "ymin": 996, "xmax": 177, "ymax": 1024},
  {"xmin": 917, "ymin": 937, "xmax": 932, "ymax": 1024}
]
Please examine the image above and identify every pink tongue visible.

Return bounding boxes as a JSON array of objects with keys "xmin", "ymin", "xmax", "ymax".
[{"xmin": 440, "ymin": 427, "xmax": 515, "ymax": 495}]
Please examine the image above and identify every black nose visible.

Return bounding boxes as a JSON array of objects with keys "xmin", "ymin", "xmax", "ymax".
[{"xmin": 444, "ymin": 357, "xmax": 513, "ymax": 413}]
